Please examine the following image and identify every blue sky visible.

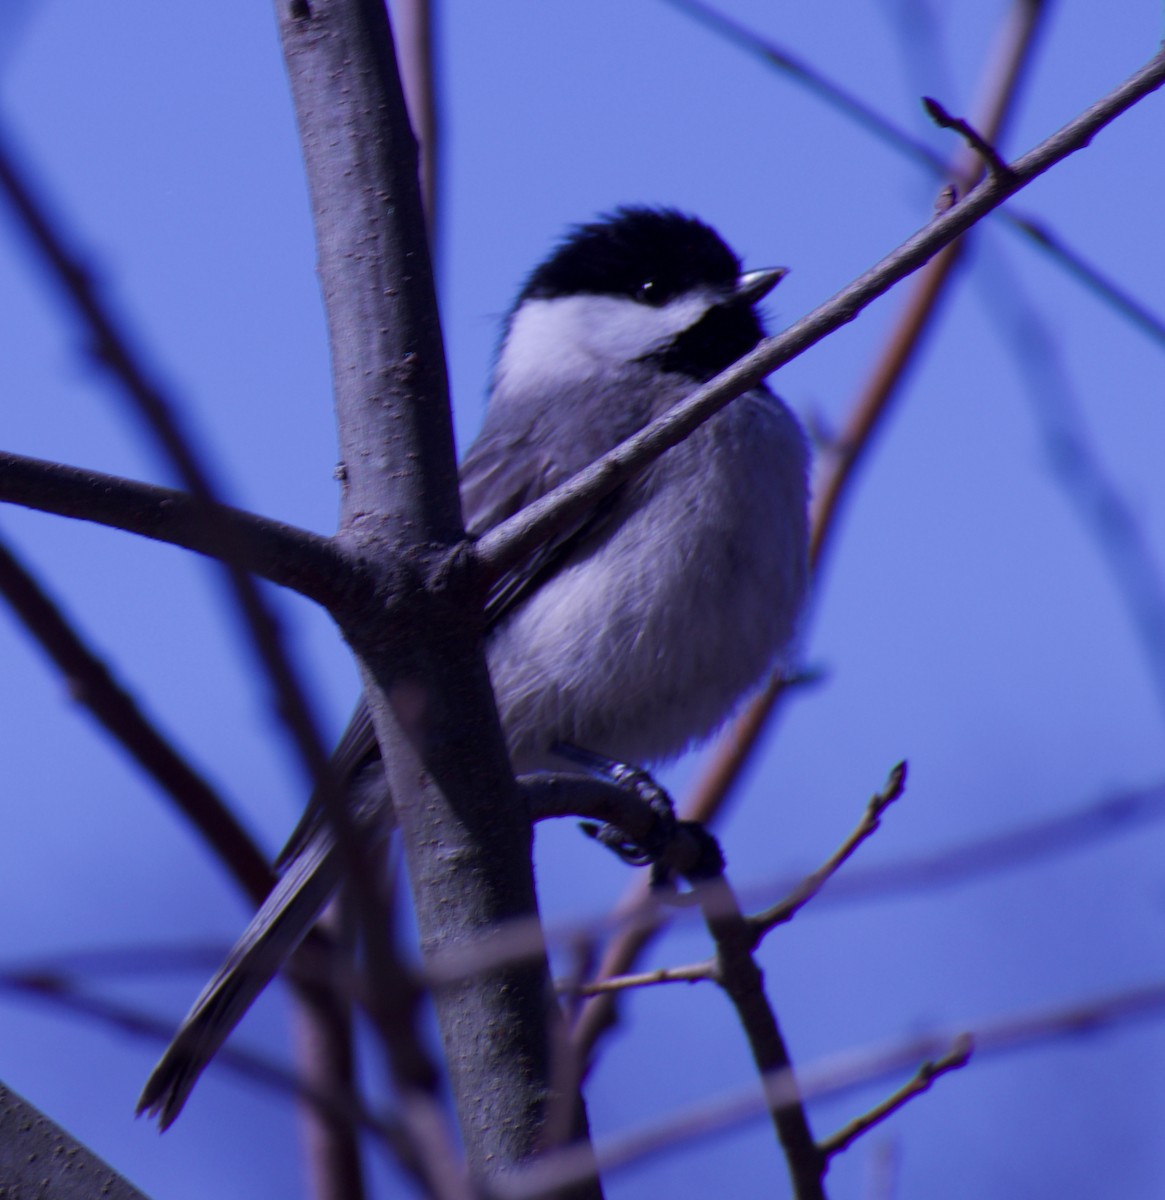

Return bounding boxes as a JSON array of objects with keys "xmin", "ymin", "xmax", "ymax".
[{"xmin": 1, "ymin": 2, "xmax": 1164, "ymax": 1198}]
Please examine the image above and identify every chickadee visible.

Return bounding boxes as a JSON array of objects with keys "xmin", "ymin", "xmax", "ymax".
[{"xmin": 139, "ymin": 207, "xmax": 810, "ymax": 1126}]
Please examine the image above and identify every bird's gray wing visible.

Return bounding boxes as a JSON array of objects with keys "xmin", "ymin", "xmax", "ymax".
[{"xmin": 461, "ymin": 426, "xmax": 624, "ymax": 627}]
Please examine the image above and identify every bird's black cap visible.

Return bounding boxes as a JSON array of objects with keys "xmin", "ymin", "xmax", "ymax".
[{"xmin": 519, "ymin": 207, "xmax": 745, "ymax": 307}]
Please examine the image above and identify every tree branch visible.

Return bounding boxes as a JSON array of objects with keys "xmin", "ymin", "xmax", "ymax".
[
  {"xmin": 659, "ymin": 0, "xmax": 1165, "ymax": 348},
  {"xmin": 513, "ymin": 978, "xmax": 1165, "ymax": 1197},
  {"xmin": 695, "ymin": 873, "xmax": 825, "ymax": 1199},
  {"xmin": 0, "ymin": 117, "xmax": 335, "ymax": 794},
  {"xmin": 0, "ymin": 451, "xmax": 349, "ymax": 607},
  {"xmin": 0, "ymin": 533, "xmax": 273, "ymax": 904},
  {"xmin": 818, "ymin": 1036, "xmax": 973, "ymax": 1160},
  {"xmin": 273, "ymin": 1, "xmax": 600, "ymax": 1192},
  {"xmin": 747, "ymin": 762, "xmax": 907, "ymax": 936},
  {"xmin": 0, "ymin": 1082, "xmax": 152, "ymax": 1200},
  {"xmin": 476, "ymin": 34, "xmax": 1164, "ymax": 601}
]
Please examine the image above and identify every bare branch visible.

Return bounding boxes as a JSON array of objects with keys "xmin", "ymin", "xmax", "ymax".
[
  {"xmin": 290, "ymin": 902, "xmax": 369, "ymax": 1200},
  {"xmin": 0, "ymin": 532, "xmax": 273, "ymax": 904},
  {"xmin": 694, "ymin": 872, "xmax": 825, "ymax": 1198},
  {"xmin": 0, "ymin": 451, "xmax": 349, "ymax": 607},
  {"xmin": 975, "ymin": 251, "xmax": 1165, "ymax": 718},
  {"xmin": 0, "ymin": 1082, "xmax": 152, "ymax": 1200},
  {"xmin": 476, "ymin": 24, "xmax": 1163, "ymax": 616},
  {"xmin": 819, "ymin": 1036, "xmax": 973, "ymax": 1160},
  {"xmin": 658, "ymin": 0, "xmax": 1165, "ymax": 348},
  {"xmin": 0, "ymin": 967, "xmax": 389, "ymax": 1138},
  {"xmin": 810, "ymin": 780, "xmax": 1165, "ymax": 905},
  {"xmin": 415, "ymin": 778, "xmax": 1165, "ymax": 990},
  {"xmin": 567, "ymin": 961, "xmax": 715, "ymax": 996},
  {"xmin": 513, "ymin": 979, "xmax": 1165, "ymax": 1197},
  {"xmin": 0, "ymin": 119, "xmax": 335, "ymax": 793},
  {"xmin": 748, "ymin": 762, "xmax": 907, "ymax": 936}
]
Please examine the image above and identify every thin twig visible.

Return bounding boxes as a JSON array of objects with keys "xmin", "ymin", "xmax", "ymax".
[
  {"xmin": 748, "ymin": 762, "xmax": 907, "ymax": 936},
  {"xmin": 565, "ymin": 961, "xmax": 715, "ymax": 996},
  {"xmin": 923, "ymin": 96, "xmax": 1012, "ymax": 179},
  {"xmin": 819, "ymin": 1035, "xmax": 973, "ymax": 1160},
  {"xmin": 807, "ymin": 780, "xmax": 1165, "ymax": 905}
]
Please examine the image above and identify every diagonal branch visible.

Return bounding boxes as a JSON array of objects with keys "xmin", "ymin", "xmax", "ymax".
[
  {"xmin": 747, "ymin": 762, "xmax": 907, "ymax": 936},
  {"xmin": 476, "ymin": 39, "xmax": 1165, "ymax": 594},
  {"xmin": 0, "ymin": 533, "xmax": 273, "ymax": 904},
  {"xmin": 0, "ymin": 119, "xmax": 335, "ymax": 793},
  {"xmin": 658, "ymin": 0, "xmax": 1165, "ymax": 349},
  {"xmin": 818, "ymin": 1036, "xmax": 973, "ymax": 1159}
]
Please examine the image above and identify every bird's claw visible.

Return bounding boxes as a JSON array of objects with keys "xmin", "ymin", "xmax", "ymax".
[{"xmin": 554, "ymin": 742, "xmax": 679, "ymax": 868}]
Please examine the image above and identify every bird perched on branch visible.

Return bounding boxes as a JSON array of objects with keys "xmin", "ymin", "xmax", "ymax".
[{"xmin": 139, "ymin": 207, "xmax": 809, "ymax": 1127}]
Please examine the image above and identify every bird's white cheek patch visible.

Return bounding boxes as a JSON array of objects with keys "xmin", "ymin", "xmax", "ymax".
[{"xmin": 496, "ymin": 293, "xmax": 717, "ymax": 394}]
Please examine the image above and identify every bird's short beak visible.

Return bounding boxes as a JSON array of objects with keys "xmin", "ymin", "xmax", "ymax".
[{"xmin": 734, "ymin": 266, "xmax": 788, "ymax": 305}]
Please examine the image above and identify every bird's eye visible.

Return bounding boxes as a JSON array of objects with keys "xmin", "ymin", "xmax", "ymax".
[{"xmin": 635, "ymin": 279, "xmax": 661, "ymax": 305}]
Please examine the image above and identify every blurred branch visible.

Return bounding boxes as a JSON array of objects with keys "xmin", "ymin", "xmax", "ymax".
[
  {"xmin": 658, "ymin": 0, "xmax": 1165, "ymax": 348},
  {"xmin": 0, "ymin": 532, "xmax": 273, "ymax": 905},
  {"xmin": 393, "ymin": 0, "xmax": 440, "ymax": 244},
  {"xmin": 0, "ymin": 451, "xmax": 348, "ymax": 608},
  {"xmin": 813, "ymin": 779, "xmax": 1165, "ymax": 904},
  {"xmin": 513, "ymin": 978, "xmax": 1165, "ymax": 1197},
  {"xmin": 376, "ymin": 776, "xmax": 1165, "ymax": 990},
  {"xmin": 291, "ymin": 903, "xmax": 368, "ymax": 1200},
  {"xmin": 0, "ymin": 119, "xmax": 335, "ymax": 794},
  {"xmin": 976, "ymin": 248, "xmax": 1165, "ymax": 719},
  {"xmin": 14, "ymin": 775, "xmax": 1163, "ymax": 1001},
  {"xmin": 662, "ymin": 0, "xmax": 948, "ymax": 167},
  {"xmin": 0, "ymin": 968, "xmax": 386, "ymax": 1136},
  {"xmin": 818, "ymin": 1036, "xmax": 973, "ymax": 1159},
  {"xmin": 0, "ymin": 1082, "xmax": 152, "ymax": 1200}
]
